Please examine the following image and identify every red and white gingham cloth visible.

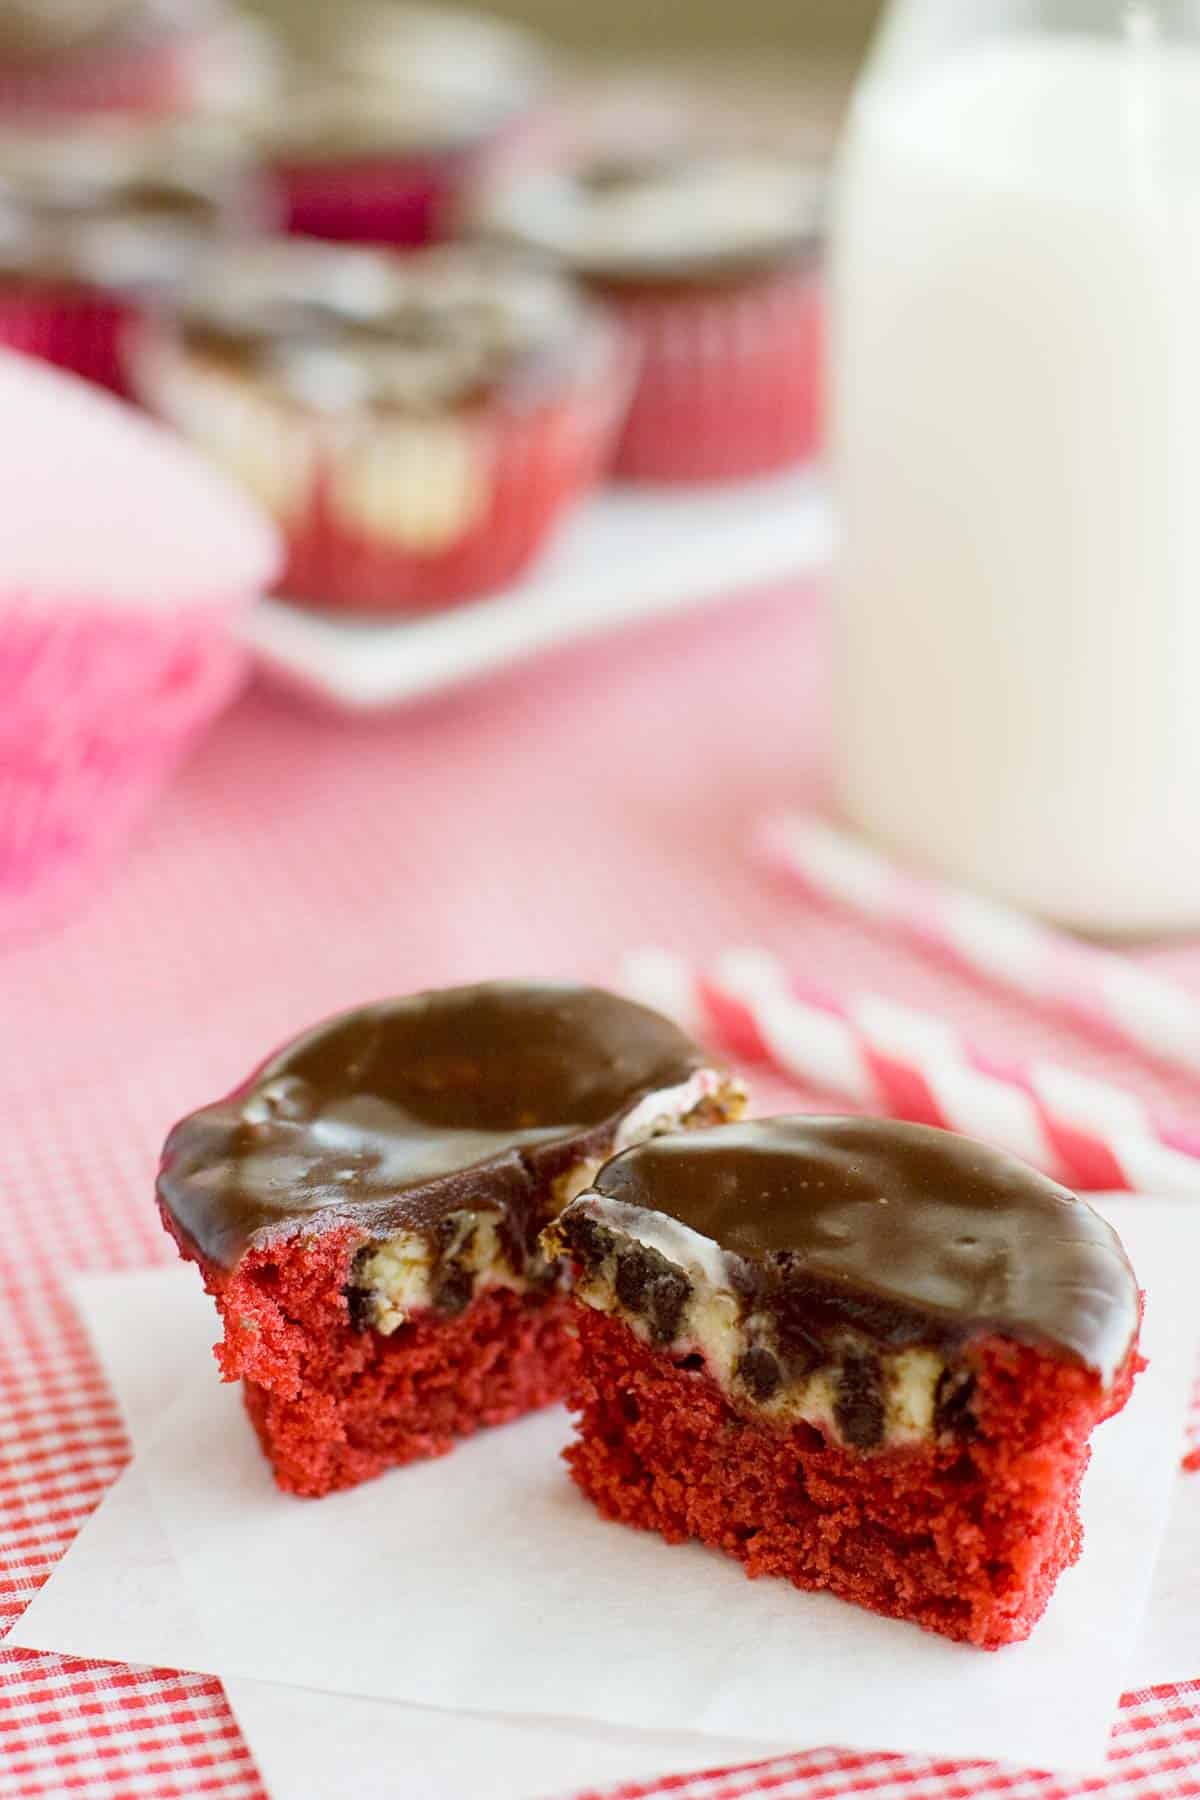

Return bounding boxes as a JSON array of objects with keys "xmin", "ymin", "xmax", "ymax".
[{"xmin": 2, "ymin": 583, "xmax": 1199, "ymax": 1799}]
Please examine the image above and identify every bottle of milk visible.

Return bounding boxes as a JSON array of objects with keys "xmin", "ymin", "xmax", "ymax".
[{"xmin": 832, "ymin": 0, "xmax": 1200, "ymax": 934}]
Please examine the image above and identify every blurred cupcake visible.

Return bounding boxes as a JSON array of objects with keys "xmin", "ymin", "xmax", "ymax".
[
  {"xmin": 259, "ymin": 3, "xmax": 550, "ymax": 247},
  {"xmin": 0, "ymin": 118, "xmax": 270, "ymax": 392},
  {"xmin": 480, "ymin": 146, "xmax": 825, "ymax": 484},
  {"xmin": 0, "ymin": 349, "xmax": 278, "ymax": 932},
  {"xmin": 125, "ymin": 240, "xmax": 631, "ymax": 615},
  {"xmin": 0, "ymin": 0, "xmax": 273, "ymax": 120}
]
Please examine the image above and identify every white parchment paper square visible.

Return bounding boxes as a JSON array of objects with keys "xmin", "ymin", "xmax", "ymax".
[
  {"xmin": 122, "ymin": 1198, "xmax": 1197, "ymax": 1773},
  {"xmin": 8, "ymin": 1199, "xmax": 1198, "ymax": 1788}
]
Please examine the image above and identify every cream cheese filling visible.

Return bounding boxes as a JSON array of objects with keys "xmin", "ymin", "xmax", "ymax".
[
  {"xmin": 562, "ymin": 1195, "xmax": 960, "ymax": 1452},
  {"xmin": 351, "ymin": 1070, "xmax": 743, "ymax": 1334}
]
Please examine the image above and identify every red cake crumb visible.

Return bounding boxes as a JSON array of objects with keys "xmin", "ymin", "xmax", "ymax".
[
  {"xmin": 162, "ymin": 1213, "xmax": 577, "ymax": 1497},
  {"xmin": 564, "ymin": 1307, "xmax": 1142, "ymax": 1650}
]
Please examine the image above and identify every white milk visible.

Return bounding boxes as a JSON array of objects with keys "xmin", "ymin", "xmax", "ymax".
[{"xmin": 832, "ymin": 33, "xmax": 1200, "ymax": 933}]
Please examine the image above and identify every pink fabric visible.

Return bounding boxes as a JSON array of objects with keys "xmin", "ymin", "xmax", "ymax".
[{"xmin": 2, "ymin": 580, "xmax": 1199, "ymax": 1798}]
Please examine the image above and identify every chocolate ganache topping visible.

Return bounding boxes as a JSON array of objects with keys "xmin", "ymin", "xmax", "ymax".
[
  {"xmin": 0, "ymin": 123, "xmax": 258, "ymax": 293},
  {"xmin": 169, "ymin": 242, "xmax": 602, "ymax": 414},
  {"xmin": 157, "ymin": 983, "xmax": 722, "ymax": 1271},
  {"xmin": 480, "ymin": 147, "xmax": 824, "ymax": 286},
  {"xmin": 568, "ymin": 1116, "xmax": 1140, "ymax": 1383}
]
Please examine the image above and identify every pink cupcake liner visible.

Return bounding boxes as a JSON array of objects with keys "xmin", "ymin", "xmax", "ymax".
[
  {"xmin": 0, "ymin": 288, "xmax": 139, "ymax": 394},
  {"xmin": 0, "ymin": 23, "xmax": 216, "ymax": 118},
  {"xmin": 604, "ymin": 264, "xmax": 823, "ymax": 485},
  {"xmin": 0, "ymin": 599, "xmax": 247, "ymax": 934}
]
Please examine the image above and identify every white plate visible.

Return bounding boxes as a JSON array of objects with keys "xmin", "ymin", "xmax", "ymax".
[{"xmin": 240, "ymin": 467, "xmax": 833, "ymax": 711}]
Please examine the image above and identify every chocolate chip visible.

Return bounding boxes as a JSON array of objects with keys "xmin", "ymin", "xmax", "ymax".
[
  {"xmin": 494, "ymin": 1213, "xmax": 525, "ymax": 1274},
  {"xmin": 834, "ymin": 1350, "xmax": 885, "ymax": 1449},
  {"xmin": 934, "ymin": 1366, "xmax": 977, "ymax": 1439},
  {"xmin": 770, "ymin": 1289, "xmax": 824, "ymax": 1373},
  {"xmin": 564, "ymin": 1213, "xmax": 615, "ymax": 1270},
  {"xmin": 433, "ymin": 1264, "xmax": 474, "ymax": 1316},
  {"xmin": 432, "ymin": 1215, "xmax": 465, "ymax": 1255},
  {"xmin": 736, "ymin": 1346, "xmax": 782, "ymax": 1402},
  {"xmin": 614, "ymin": 1244, "xmax": 690, "ymax": 1343},
  {"xmin": 344, "ymin": 1280, "xmax": 376, "ymax": 1333}
]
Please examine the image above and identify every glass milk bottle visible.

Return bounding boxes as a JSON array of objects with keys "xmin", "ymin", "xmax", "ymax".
[{"xmin": 832, "ymin": 0, "xmax": 1200, "ymax": 933}]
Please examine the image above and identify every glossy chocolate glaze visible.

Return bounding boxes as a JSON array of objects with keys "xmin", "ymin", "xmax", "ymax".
[
  {"xmin": 573, "ymin": 1116, "xmax": 1140, "ymax": 1382},
  {"xmin": 157, "ymin": 983, "xmax": 719, "ymax": 1271}
]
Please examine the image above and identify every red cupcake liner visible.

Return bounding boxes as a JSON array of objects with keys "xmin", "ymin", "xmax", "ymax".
[
  {"xmin": 292, "ymin": 375, "xmax": 628, "ymax": 615},
  {"xmin": 0, "ymin": 287, "xmax": 141, "ymax": 394},
  {"xmin": 0, "ymin": 599, "xmax": 247, "ymax": 934},
  {"xmin": 274, "ymin": 99, "xmax": 549, "ymax": 250},
  {"xmin": 604, "ymin": 263, "xmax": 823, "ymax": 485},
  {"xmin": 129, "ymin": 320, "xmax": 634, "ymax": 617},
  {"xmin": 275, "ymin": 144, "xmax": 487, "ymax": 249},
  {"xmin": 0, "ymin": 22, "xmax": 216, "ymax": 118}
]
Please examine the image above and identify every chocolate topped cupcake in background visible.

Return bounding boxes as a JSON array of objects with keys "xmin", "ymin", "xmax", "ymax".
[
  {"xmin": 480, "ymin": 141, "xmax": 825, "ymax": 483},
  {"xmin": 0, "ymin": 118, "xmax": 268, "ymax": 391},
  {"xmin": 256, "ymin": 2, "xmax": 552, "ymax": 248},
  {"xmin": 0, "ymin": 0, "xmax": 275, "ymax": 121},
  {"xmin": 125, "ymin": 238, "xmax": 632, "ymax": 614}
]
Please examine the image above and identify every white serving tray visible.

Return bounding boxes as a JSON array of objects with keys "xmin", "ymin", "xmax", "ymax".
[{"xmin": 241, "ymin": 466, "xmax": 833, "ymax": 711}]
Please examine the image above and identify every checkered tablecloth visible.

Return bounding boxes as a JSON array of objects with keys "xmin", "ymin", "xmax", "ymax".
[{"xmin": 2, "ymin": 583, "xmax": 1198, "ymax": 1799}]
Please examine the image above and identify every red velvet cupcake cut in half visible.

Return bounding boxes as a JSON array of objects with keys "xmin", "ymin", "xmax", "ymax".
[
  {"xmin": 156, "ymin": 981, "xmax": 743, "ymax": 1496},
  {"xmin": 546, "ymin": 1116, "xmax": 1142, "ymax": 1649}
]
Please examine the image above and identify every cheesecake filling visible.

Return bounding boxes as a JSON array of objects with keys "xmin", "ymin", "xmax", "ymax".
[
  {"xmin": 548, "ymin": 1195, "xmax": 975, "ymax": 1451},
  {"xmin": 349, "ymin": 1070, "xmax": 744, "ymax": 1334}
]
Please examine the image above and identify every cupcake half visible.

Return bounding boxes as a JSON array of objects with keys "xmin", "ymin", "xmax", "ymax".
[
  {"xmin": 481, "ymin": 146, "xmax": 824, "ymax": 484},
  {"xmin": 156, "ymin": 982, "xmax": 745, "ymax": 1496},
  {"xmin": 0, "ymin": 118, "xmax": 269, "ymax": 392},
  {"xmin": 0, "ymin": 350, "xmax": 279, "ymax": 931},
  {"xmin": 258, "ymin": 3, "xmax": 550, "ymax": 248},
  {"xmin": 126, "ymin": 239, "xmax": 632, "ymax": 614}
]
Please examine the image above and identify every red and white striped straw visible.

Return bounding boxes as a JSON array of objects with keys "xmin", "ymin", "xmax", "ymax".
[
  {"xmin": 624, "ymin": 946, "xmax": 1200, "ymax": 1197},
  {"xmin": 755, "ymin": 813, "xmax": 1200, "ymax": 1081}
]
